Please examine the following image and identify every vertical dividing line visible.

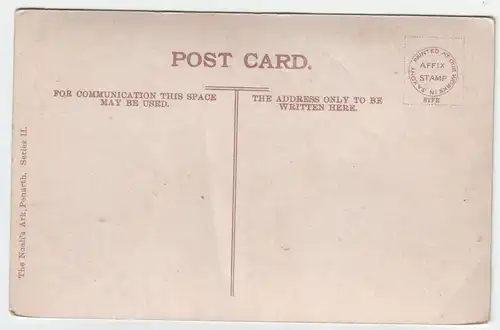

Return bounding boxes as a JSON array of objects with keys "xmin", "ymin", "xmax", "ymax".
[{"xmin": 230, "ymin": 90, "xmax": 239, "ymax": 297}]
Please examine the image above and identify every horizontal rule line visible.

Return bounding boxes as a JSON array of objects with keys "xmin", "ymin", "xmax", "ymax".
[{"xmin": 205, "ymin": 86, "xmax": 270, "ymax": 92}]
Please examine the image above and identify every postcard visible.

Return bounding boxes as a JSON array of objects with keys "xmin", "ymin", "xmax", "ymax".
[{"xmin": 10, "ymin": 9, "xmax": 494, "ymax": 324}]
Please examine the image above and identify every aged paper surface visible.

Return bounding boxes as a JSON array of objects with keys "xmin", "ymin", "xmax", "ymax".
[{"xmin": 10, "ymin": 9, "xmax": 494, "ymax": 324}]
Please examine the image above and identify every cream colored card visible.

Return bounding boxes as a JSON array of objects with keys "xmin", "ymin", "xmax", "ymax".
[{"xmin": 9, "ymin": 9, "xmax": 494, "ymax": 324}]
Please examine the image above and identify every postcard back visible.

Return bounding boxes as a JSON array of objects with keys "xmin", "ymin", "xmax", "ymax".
[{"xmin": 10, "ymin": 10, "xmax": 494, "ymax": 324}]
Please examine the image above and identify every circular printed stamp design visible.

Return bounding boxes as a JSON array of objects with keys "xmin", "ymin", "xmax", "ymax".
[{"xmin": 408, "ymin": 47, "xmax": 458, "ymax": 97}]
